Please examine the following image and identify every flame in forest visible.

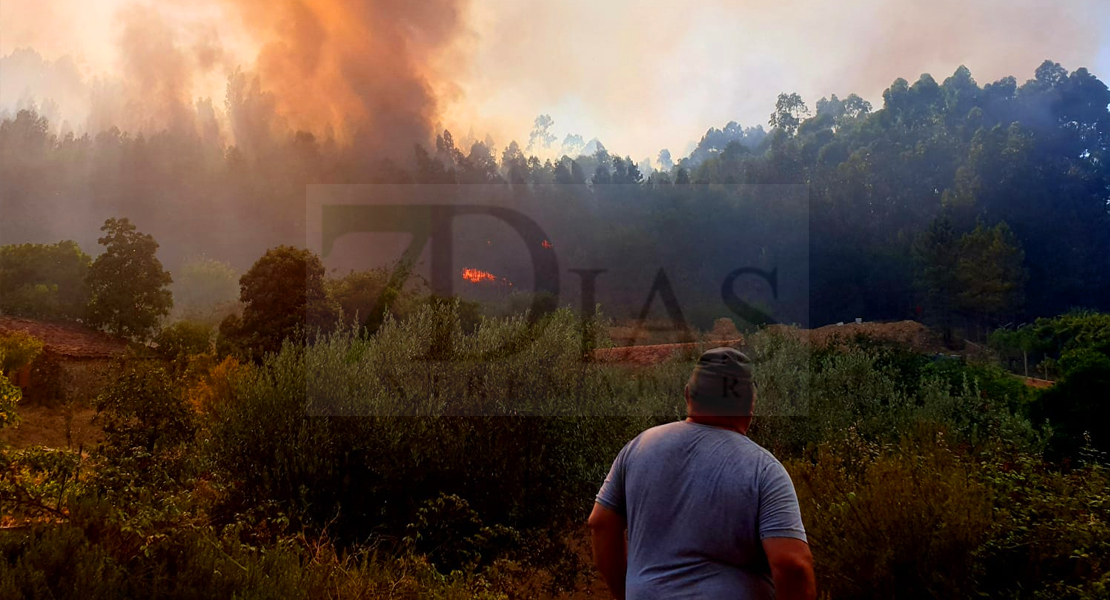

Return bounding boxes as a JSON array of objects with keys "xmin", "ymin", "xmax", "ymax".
[
  {"xmin": 541, "ymin": 239, "xmax": 552, "ymax": 249},
  {"xmin": 461, "ymin": 268, "xmax": 514, "ymax": 287},
  {"xmin": 462, "ymin": 268, "xmax": 497, "ymax": 283}
]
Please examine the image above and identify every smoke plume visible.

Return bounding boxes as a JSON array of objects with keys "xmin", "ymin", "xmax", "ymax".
[{"xmin": 226, "ymin": 0, "xmax": 467, "ymax": 155}]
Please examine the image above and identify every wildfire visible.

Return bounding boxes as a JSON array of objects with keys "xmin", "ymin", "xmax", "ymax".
[
  {"xmin": 462, "ymin": 268, "xmax": 498, "ymax": 283},
  {"xmin": 542, "ymin": 239, "xmax": 553, "ymax": 249}
]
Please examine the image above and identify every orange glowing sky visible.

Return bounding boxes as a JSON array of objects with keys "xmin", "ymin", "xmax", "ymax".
[{"xmin": 3, "ymin": 0, "xmax": 1110, "ymax": 161}]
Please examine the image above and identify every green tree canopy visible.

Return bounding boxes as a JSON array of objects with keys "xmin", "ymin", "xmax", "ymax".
[
  {"xmin": 228, "ymin": 246, "xmax": 340, "ymax": 358},
  {"xmin": 85, "ymin": 218, "xmax": 173, "ymax": 340},
  {"xmin": 0, "ymin": 330, "xmax": 44, "ymax": 376},
  {"xmin": 955, "ymin": 222, "xmax": 1027, "ymax": 326},
  {"xmin": 0, "ymin": 240, "xmax": 90, "ymax": 321}
]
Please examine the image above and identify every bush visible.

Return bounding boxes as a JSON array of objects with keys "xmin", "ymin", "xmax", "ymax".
[
  {"xmin": 0, "ymin": 331, "xmax": 44, "ymax": 378},
  {"xmin": 788, "ymin": 429, "xmax": 995, "ymax": 599},
  {"xmin": 94, "ymin": 360, "xmax": 195, "ymax": 456},
  {"xmin": 205, "ymin": 303, "xmax": 679, "ymax": 583},
  {"xmin": 746, "ymin": 328, "xmax": 1042, "ymax": 457},
  {"xmin": 153, "ymin": 320, "xmax": 213, "ymax": 362},
  {"xmin": 976, "ymin": 454, "xmax": 1110, "ymax": 599},
  {"xmin": 1032, "ymin": 349, "xmax": 1110, "ymax": 460},
  {"xmin": 789, "ymin": 429, "xmax": 1110, "ymax": 600}
]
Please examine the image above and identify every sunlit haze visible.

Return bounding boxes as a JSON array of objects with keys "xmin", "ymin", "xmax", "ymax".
[{"xmin": 3, "ymin": 0, "xmax": 1109, "ymax": 160}]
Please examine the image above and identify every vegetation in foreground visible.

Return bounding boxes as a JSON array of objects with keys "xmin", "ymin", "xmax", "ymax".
[{"xmin": 0, "ymin": 303, "xmax": 1108, "ymax": 599}]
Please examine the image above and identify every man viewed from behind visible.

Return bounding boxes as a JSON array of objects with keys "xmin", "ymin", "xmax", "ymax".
[{"xmin": 589, "ymin": 347, "xmax": 816, "ymax": 600}]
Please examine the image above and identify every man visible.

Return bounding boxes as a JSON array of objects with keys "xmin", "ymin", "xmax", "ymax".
[{"xmin": 589, "ymin": 347, "xmax": 816, "ymax": 600}]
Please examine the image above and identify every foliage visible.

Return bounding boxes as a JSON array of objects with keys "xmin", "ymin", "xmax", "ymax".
[
  {"xmin": 93, "ymin": 360, "xmax": 195, "ymax": 456},
  {"xmin": 1032, "ymin": 348, "xmax": 1110, "ymax": 460},
  {"xmin": 1, "ymin": 311, "xmax": 1106, "ymax": 596},
  {"xmin": 790, "ymin": 430, "xmax": 1110, "ymax": 600},
  {"xmin": 0, "ymin": 241, "xmax": 90, "ymax": 321},
  {"xmin": 0, "ymin": 376, "xmax": 21, "ymax": 432},
  {"xmin": 916, "ymin": 218, "xmax": 1028, "ymax": 339},
  {"xmin": 976, "ymin": 453, "xmax": 1110, "ymax": 599},
  {"xmin": 184, "ymin": 355, "xmax": 248, "ymax": 413},
  {"xmin": 153, "ymin": 320, "xmax": 213, "ymax": 362},
  {"xmin": 0, "ymin": 519, "xmax": 512, "ymax": 600},
  {"xmin": 206, "ymin": 304, "xmax": 676, "ymax": 583},
  {"xmin": 226, "ymin": 246, "xmax": 341, "ymax": 359},
  {"xmin": 955, "ymin": 221, "xmax": 1027, "ymax": 328},
  {"xmin": 0, "ymin": 331, "xmax": 44, "ymax": 377},
  {"xmin": 769, "ymin": 92, "xmax": 810, "ymax": 135},
  {"xmin": 1033, "ymin": 311, "xmax": 1110, "ymax": 362},
  {"xmin": 0, "ymin": 333, "xmax": 41, "ymax": 435},
  {"xmin": 327, "ymin": 265, "xmax": 425, "ymax": 332},
  {"xmin": 746, "ymin": 328, "xmax": 1043, "ymax": 458},
  {"xmin": 85, "ymin": 218, "xmax": 173, "ymax": 341},
  {"xmin": 0, "ymin": 446, "xmax": 83, "ymax": 523},
  {"xmin": 789, "ymin": 430, "xmax": 994, "ymax": 599},
  {"xmin": 5, "ymin": 61, "xmax": 1109, "ymax": 331}
]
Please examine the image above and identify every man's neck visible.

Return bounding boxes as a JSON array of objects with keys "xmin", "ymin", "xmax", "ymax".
[{"xmin": 685, "ymin": 415, "xmax": 749, "ymax": 436}]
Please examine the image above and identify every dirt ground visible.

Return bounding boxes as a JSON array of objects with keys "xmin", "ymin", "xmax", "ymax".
[
  {"xmin": 766, "ymin": 319, "xmax": 947, "ymax": 353},
  {"xmin": 0, "ymin": 402, "xmax": 101, "ymax": 450},
  {"xmin": 595, "ymin": 320, "xmax": 943, "ymax": 367},
  {"xmin": 593, "ymin": 338, "xmax": 744, "ymax": 366}
]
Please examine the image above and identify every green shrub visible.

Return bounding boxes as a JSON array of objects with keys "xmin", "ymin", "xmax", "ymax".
[
  {"xmin": 0, "ymin": 375, "xmax": 20, "ymax": 431},
  {"xmin": 0, "ymin": 331, "xmax": 44, "ymax": 378},
  {"xmin": 94, "ymin": 360, "xmax": 195, "ymax": 456},
  {"xmin": 746, "ymin": 328, "xmax": 1042, "ymax": 457},
  {"xmin": 153, "ymin": 321, "xmax": 213, "ymax": 362},
  {"xmin": 789, "ymin": 429, "xmax": 1110, "ymax": 600},
  {"xmin": 1032, "ymin": 349, "xmax": 1110, "ymax": 460},
  {"xmin": 206, "ymin": 303, "xmax": 680, "ymax": 584},
  {"xmin": 789, "ymin": 429, "xmax": 995, "ymax": 599},
  {"xmin": 976, "ymin": 455, "xmax": 1110, "ymax": 599}
]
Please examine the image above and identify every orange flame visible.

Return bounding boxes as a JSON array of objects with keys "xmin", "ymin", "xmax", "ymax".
[
  {"xmin": 462, "ymin": 268, "xmax": 497, "ymax": 283},
  {"xmin": 542, "ymin": 239, "xmax": 553, "ymax": 249}
]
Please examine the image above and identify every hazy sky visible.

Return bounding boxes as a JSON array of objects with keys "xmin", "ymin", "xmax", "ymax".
[{"xmin": 3, "ymin": 0, "xmax": 1109, "ymax": 161}]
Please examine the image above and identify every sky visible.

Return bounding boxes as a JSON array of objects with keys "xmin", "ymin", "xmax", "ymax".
[{"xmin": 2, "ymin": 0, "xmax": 1109, "ymax": 162}]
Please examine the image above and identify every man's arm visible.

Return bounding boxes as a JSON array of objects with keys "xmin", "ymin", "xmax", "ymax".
[
  {"xmin": 762, "ymin": 537, "xmax": 816, "ymax": 600},
  {"xmin": 588, "ymin": 502, "xmax": 627, "ymax": 600}
]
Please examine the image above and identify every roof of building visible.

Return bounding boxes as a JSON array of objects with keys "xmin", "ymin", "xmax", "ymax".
[{"xmin": 0, "ymin": 317, "xmax": 131, "ymax": 359}]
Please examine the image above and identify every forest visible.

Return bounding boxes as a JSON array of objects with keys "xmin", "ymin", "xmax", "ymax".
[
  {"xmin": 1, "ymin": 60, "xmax": 1108, "ymax": 329},
  {"xmin": 0, "ymin": 59, "xmax": 1108, "ymax": 598}
]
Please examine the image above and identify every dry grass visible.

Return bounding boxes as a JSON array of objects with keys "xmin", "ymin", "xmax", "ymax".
[{"xmin": 0, "ymin": 402, "xmax": 101, "ymax": 449}]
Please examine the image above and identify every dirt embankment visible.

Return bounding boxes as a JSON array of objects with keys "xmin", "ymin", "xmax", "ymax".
[
  {"xmin": 767, "ymin": 320, "xmax": 947, "ymax": 353},
  {"xmin": 595, "ymin": 320, "xmax": 991, "ymax": 365},
  {"xmin": 592, "ymin": 339, "xmax": 745, "ymax": 367}
]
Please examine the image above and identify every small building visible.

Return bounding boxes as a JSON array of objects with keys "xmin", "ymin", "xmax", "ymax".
[{"xmin": 0, "ymin": 317, "xmax": 131, "ymax": 406}]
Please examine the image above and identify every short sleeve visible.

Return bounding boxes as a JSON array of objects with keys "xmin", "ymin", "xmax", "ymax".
[
  {"xmin": 595, "ymin": 443, "xmax": 629, "ymax": 515},
  {"xmin": 757, "ymin": 460, "xmax": 807, "ymax": 542}
]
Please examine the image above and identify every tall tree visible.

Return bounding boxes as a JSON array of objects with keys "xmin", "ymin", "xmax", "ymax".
[
  {"xmin": 955, "ymin": 222, "xmax": 1027, "ymax": 334},
  {"xmin": 229, "ymin": 246, "xmax": 340, "ymax": 358},
  {"xmin": 527, "ymin": 114, "xmax": 557, "ymax": 154},
  {"xmin": 769, "ymin": 93, "xmax": 810, "ymax": 135},
  {"xmin": 85, "ymin": 218, "xmax": 173, "ymax": 340},
  {"xmin": 913, "ymin": 215, "xmax": 960, "ymax": 343}
]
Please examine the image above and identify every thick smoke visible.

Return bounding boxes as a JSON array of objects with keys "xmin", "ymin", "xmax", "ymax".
[
  {"xmin": 92, "ymin": 5, "xmax": 231, "ymax": 135},
  {"xmin": 227, "ymin": 0, "xmax": 466, "ymax": 156},
  {"xmin": 2, "ymin": 0, "xmax": 470, "ymax": 158}
]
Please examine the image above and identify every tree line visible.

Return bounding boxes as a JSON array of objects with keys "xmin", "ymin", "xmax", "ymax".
[{"xmin": 1, "ymin": 60, "xmax": 1107, "ymax": 333}]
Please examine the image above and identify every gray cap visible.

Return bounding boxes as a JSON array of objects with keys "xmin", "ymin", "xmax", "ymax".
[{"xmin": 686, "ymin": 347, "xmax": 755, "ymax": 414}]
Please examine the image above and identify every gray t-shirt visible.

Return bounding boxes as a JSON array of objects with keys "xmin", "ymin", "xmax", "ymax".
[{"xmin": 595, "ymin": 421, "xmax": 807, "ymax": 600}]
